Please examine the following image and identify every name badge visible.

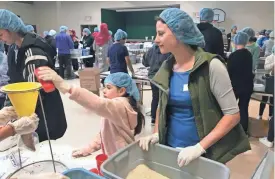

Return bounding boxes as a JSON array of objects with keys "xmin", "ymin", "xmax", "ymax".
[{"xmin": 183, "ymin": 84, "xmax": 189, "ymax": 91}]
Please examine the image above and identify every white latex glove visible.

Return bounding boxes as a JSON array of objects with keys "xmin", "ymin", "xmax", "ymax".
[
  {"xmin": 9, "ymin": 114, "xmax": 39, "ymax": 135},
  {"xmin": 139, "ymin": 133, "xmax": 159, "ymax": 151},
  {"xmin": 16, "ymin": 172, "xmax": 69, "ymax": 179},
  {"xmin": 0, "ymin": 107, "xmax": 18, "ymax": 125},
  {"xmin": 37, "ymin": 67, "xmax": 71, "ymax": 94},
  {"xmin": 177, "ymin": 143, "xmax": 206, "ymax": 167}
]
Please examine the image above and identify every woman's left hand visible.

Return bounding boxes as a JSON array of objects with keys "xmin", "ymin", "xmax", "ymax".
[{"xmin": 177, "ymin": 143, "xmax": 206, "ymax": 167}]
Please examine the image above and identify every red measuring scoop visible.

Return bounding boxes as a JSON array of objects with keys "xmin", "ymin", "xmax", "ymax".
[
  {"xmin": 96, "ymin": 153, "xmax": 108, "ymax": 176},
  {"xmin": 34, "ymin": 68, "xmax": 55, "ymax": 93}
]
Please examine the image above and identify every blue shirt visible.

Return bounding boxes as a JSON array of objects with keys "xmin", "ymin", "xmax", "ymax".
[
  {"xmin": 108, "ymin": 43, "xmax": 129, "ymax": 74},
  {"xmin": 257, "ymin": 36, "xmax": 269, "ymax": 48},
  {"xmin": 167, "ymin": 71, "xmax": 200, "ymax": 148},
  {"xmin": 56, "ymin": 32, "xmax": 74, "ymax": 55}
]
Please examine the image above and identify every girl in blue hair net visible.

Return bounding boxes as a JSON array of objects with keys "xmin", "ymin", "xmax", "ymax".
[
  {"xmin": 37, "ymin": 68, "xmax": 145, "ymax": 157},
  {"xmin": 139, "ymin": 8, "xmax": 249, "ymax": 168}
]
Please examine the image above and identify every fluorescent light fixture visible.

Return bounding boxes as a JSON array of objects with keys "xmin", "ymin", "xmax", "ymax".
[{"xmin": 116, "ymin": 8, "xmax": 166, "ymax": 12}]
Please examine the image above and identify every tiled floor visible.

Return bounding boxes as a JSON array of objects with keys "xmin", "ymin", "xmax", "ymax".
[{"xmin": 55, "ymin": 78, "xmax": 273, "ymax": 179}]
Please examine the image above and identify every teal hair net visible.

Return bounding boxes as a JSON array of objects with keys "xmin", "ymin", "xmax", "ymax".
[
  {"xmin": 25, "ymin": 25, "xmax": 34, "ymax": 32},
  {"xmin": 83, "ymin": 28, "xmax": 91, "ymax": 35},
  {"xmin": 241, "ymin": 27, "xmax": 255, "ymax": 38},
  {"xmin": 94, "ymin": 27, "xmax": 99, "ymax": 32},
  {"xmin": 60, "ymin": 26, "xmax": 68, "ymax": 32},
  {"xmin": 114, "ymin": 29, "xmax": 127, "ymax": 41},
  {"xmin": 231, "ymin": 25, "xmax": 237, "ymax": 30},
  {"xmin": 48, "ymin": 29, "xmax": 56, "ymax": 36},
  {"xmin": 43, "ymin": 31, "xmax": 49, "ymax": 36},
  {"xmin": 200, "ymin": 8, "xmax": 214, "ymax": 22},
  {"xmin": 0, "ymin": 9, "xmax": 26, "ymax": 33},
  {"xmin": 233, "ymin": 32, "xmax": 249, "ymax": 46},
  {"xmin": 104, "ymin": 72, "xmax": 140, "ymax": 101},
  {"xmin": 159, "ymin": 8, "xmax": 205, "ymax": 47},
  {"xmin": 109, "ymin": 30, "xmax": 113, "ymax": 36}
]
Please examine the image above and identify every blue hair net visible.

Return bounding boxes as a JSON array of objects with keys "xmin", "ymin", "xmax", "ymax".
[
  {"xmin": 233, "ymin": 32, "xmax": 249, "ymax": 45},
  {"xmin": 109, "ymin": 30, "xmax": 113, "ymax": 36},
  {"xmin": 48, "ymin": 29, "xmax": 56, "ymax": 36},
  {"xmin": 231, "ymin": 25, "xmax": 237, "ymax": 30},
  {"xmin": 104, "ymin": 72, "xmax": 140, "ymax": 101},
  {"xmin": 200, "ymin": 8, "xmax": 214, "ymax": 22},
  {"xmin": 60, "ymin": 26, "xmax": 68, "ymax": 32},
  {"xmin": 83, "ymin": 28, "xmax": 91, "ymax": 35},
  {"xmin": 241, "ymin": 27, "xmax": 255, "ymax": 38},
  {"xmin": 114, "ymin": 29, "xmax": 127, "ymax": 41},
  {"xmin": 25, "ymin": 25, "xmax": 34, "ymax": 32},
  {"xmin": 43, "ymin": 31, "xmax": 49, "ymax": 36},
  {"xmin": 94, "ymin": 27, "xmax": 99, "ymax": 32},
  {"xmin": 159, "ymin": 8, "xmax": 205, "ymax": 47},
  {"xmin": 0, "ymin": 9, "xmax": 26, "ymax": 33}
]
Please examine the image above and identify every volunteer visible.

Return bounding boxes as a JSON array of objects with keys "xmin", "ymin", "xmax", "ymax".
[
  {"xmin": 69, "ymin": 29, "xmax": 80, "ymax": 71},
  {"xmin": 262, "ymin": 31, "xmax": 274, "ymax": 57},
  {"xmin": 93, "ymin": 23, "xmax": 113, "ymax": 73},
  {"xmin": 107, "ymin": 29, "xmax": 135, "ymax": 75},
  {"xmin": 0, "ymin": 9, "xmax": 67, "ymax": 142},
  {"xmin": 227, "ymin": 25, "xmax": 237, "ymax": 52},
  {"xmin": 139, "ymin": 8, "xmax": 250, "ymax": 167},
  {"xmin": 80, "ymin": 28, "xmax": 95, "ymax": 67},
  {"xmin": 0, "ymin": 42, "xmax": 8, "ymax": 109},
  {"xmin": 241, "ymin": 27, "xmax": 260, "ymax": 71}
]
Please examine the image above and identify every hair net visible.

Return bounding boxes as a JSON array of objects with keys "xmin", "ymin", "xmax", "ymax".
[
  {"xmin": 25, "ymin": 25, "xmax": 34, "ymax": 32},
  {"xmin": 200, "ymin": 8, "xmax": 214, "ymax": 22},
  {"xmin": 43, "ymin": 31, "xmax": 49, "ymax": 36},
  {"xmin": 241, "ymin": 27, "xmax": 255, "ymax": 38},
  {"xmin": 270, "ymin": 31, "xmax": 274, "ymax": 38},
  {"xmin": 94, "ymin": 27, "xmax": 99, "ymax": 32},
  {"xmin": 48, "ymin": 29, "xmax": 56, "ymax": 36},
  {"xmin": 0, "ymin": 9, "xmax": 26, "ymax": 33},
  {"xmin": 231, "ymin": 25, "xmax": 237, "ymax": 30},
  {"xmin": 104, "ymin": 72, "xmax": 140, "ymax": 101},
  {"xmin": 159, "ymin": 8, "xmax": 205, "ymax": 47},
  {"xmin": 109, "ymin": 30, "xmax": 113, "ymax": 36},
  {"xmin": 60, "ymin": 26, "xmax": 68, "ymax": 32},
  {"xmin": 114, "ymin": 29, "xmax": 127, "ymax": 41},
  {"xmin": 233, "ymin": 32, "xmax": 249, "ymax": 46},
  {"xmin": 83, "ymin": 28, "xmax": 91, "ymax": 35}
]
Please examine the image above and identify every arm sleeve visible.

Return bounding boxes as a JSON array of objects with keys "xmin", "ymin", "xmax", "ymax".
[
  {"xmin": 264, "ymin": 54, "xmax": 275, "ymax": 72},
  {"xmin": 209, "ymin": 58, "xmax": 239, "ymax": 115},
  {"xmin": 124, "ymin": 46, "xmax": 129, "ymax": 57},
  {"xmin": 24, "ymin": 48, "xmax": 49, "ymax": 82},
  {"xmin": 67, "ymin": 36, "xmax": 74, "ymax": 49}
]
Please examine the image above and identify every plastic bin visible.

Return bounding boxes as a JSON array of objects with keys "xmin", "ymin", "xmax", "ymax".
[
  {"xmin": 70, "ymin": 49, "xmax": 82, "ymax": 58},
  {"xmin": 101, "ymin": 141, "xmax": 230, "ymax": 179},
  {"xmin": 63, "ymin": 168, "xmax": 104, "ymax": 179},
  {"xmin": 82, "ymin": 49, "xmax": 90, "ymax": 56},
  {"xmin": 251, "ymin": 150, "xmax": 274, "ymax": 179}
]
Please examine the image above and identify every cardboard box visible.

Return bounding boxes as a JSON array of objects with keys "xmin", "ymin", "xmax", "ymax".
[
  {"xmin": 79, "ymin": 68, "xmax": 101, "ymax": 91},
  {"xmin": 248, "ymin": 117, "xmax": 269, "ymax": 138}
]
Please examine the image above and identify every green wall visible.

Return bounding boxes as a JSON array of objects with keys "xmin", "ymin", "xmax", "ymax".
[{"xmin": 101, "ymin": 9, "xmax": 161, "ymax": 39}]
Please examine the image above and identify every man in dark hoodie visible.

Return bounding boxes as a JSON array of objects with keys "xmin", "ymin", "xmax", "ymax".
[
  {"xmin": 197, "ymin": 8, "xmax": 225, "ymax": 58},
  {"xmin": 142, "ymin": 44, "xmax": 170, "ymax": 124},
  {"xmin": 0, "ymin": 9, "xmax": 67, "ymax": 142}
]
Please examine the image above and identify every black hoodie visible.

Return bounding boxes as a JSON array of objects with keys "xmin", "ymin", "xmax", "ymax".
[
  {"xmin": 6, "ymin": 32, "xmax": 67, "ymax": 142},
  {"xmin": 197, "ymin": 23, "xmax": 225, "ymax": 58}
]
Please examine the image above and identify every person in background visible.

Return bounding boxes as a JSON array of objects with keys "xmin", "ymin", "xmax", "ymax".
[
  {"xmin": 92, "ymin": 27, "xmax": 99, "ymax": 38},
  {"xmin": 107, "ymin": 29, "xmax": 135, "ymax": 75},
  {"xmin": 25, "ymin": 25, "xmax": 34, "ymax": 33},
  {"xmin": 197, "ymin": 8, "xmax": 225, "ymax": 58},
  {"xmin": 44, "ymin": 29, "xmax": 57, "ymax": 59},
  {"xmin": 262, "ymin": 31, "xmax": 274, "ymax": 57},
  {"xmin": 227, "ymin": 25, "xmax": 237, "ymax": 52},
  {"xmin": 257, "ymin": 29, "xmax": 266, "ymax": 40},
  {"xmin": 219, "ymin": 27, "xmax": 228, "ymax": 47},
  {"xmin": 43, "ymin": 31, "xmax": 49, "ymax": 38},
  {"xmin": 241, "ymin": 27, "xmax": 260, "ymax": 71},
  {"xmin": 259, "ymin": 46, "xmax": 274, "ymax": 148},
  {"xmin": 80, "ymin": 28, "xmax": 95, "ymax": 67},
  {"xmin": 257, "ymin": 30, "xmax": 272, "ymax": 48},
  {"xmin": 139, "ymin": 8, "xmax": 249, "ymax": 167},
  {"xmin": 0, "ymin": 9, "xmax": 67, "ymax": 142},
  {"xmin": 55, "ymin": 26, "xmax": 74, "ymax": 79},
  {"xmin": 0, "ymin": 42, "xmax": 9, "ymax": 109},
  {"xmin": 69, "ymin": 29, "xmax": 80, "ymax": 71},
  {"xmin": 37, "ymin": 69, "xmax": 144, "ymax": 157},
  {"xmin": 227, "ymin": 32, "xmax": 254, "ymax": 133},
  {"xmin": 93, "ymin": 23, "xmax": 113, "ymax": 73},
  {"xmin": 142, "ymin": 44, "xmax": 170, "ymax": 124},
  {"xmin": 109, "ymin": 30, "xmax": 113, "ymax": 42}
]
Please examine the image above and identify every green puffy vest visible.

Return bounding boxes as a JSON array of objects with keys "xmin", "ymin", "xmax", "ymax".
[{"xmin": 152, "ymin": 49, "xmax": 251, "ymax": 164}]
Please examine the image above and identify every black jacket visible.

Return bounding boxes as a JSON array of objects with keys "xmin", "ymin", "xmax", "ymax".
[
  {"xmin": 227, "ymin": 48, "xmax": 254, "ymax": 94},
  {"xmin": 226, "ymin": 33, "xmax": 232, "ymax": 52},
  {"xmin": 6, "ymin": 33, "xmax": 67, "ymax": 142},
  {"xmin": 142, "ymin": 45, "xmax": 171, "ymax": 79},
  {"xmin": 44, "ymin": 35, "xmax": 57, "ymax": 58},
  {"xmin": 197, "ymin": 23, "xmax": 225, "ymax": 58}
]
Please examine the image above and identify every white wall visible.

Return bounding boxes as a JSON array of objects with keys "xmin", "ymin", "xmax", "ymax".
[{"xmin": 0, "ymin": 1, "xmax": 36, "ymax": 25}]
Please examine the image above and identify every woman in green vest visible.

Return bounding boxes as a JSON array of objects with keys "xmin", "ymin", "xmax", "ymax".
[{"xmin": 139, "ymin": 8, "xmax": 250, "ymax": 167}]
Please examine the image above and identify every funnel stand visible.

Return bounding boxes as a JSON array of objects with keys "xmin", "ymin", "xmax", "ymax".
[{"xmin": 38, "ymin": 92, "xmax": 56, "ymax": 173}]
